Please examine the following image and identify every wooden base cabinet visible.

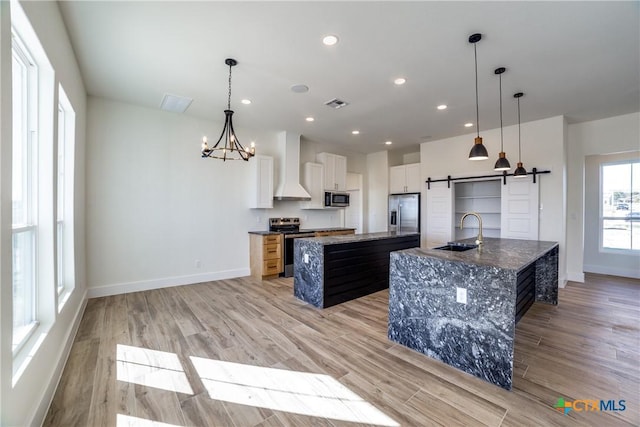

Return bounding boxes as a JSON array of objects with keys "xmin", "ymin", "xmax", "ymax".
[{"xmin": 250, "ymin": 234, "xmax": 283, "ymax": 280}]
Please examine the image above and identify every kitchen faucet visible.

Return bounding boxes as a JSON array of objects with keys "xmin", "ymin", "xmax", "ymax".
[{"xmin": 460, "ymin": 212, "xmax": 483, "ymax": 246}]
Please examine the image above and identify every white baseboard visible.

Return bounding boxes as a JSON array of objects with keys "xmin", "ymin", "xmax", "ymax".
[
  {"xmin": 567, "ymin": 271, "xmax": 585, "ymax": 283},
  {"xmin": 87, "ymin": 268, "xmax": 251, "ymax": 298},
  {"xmin": 30, "ymin": 288, "xmax": 88, "ymax": 427},
  {"xmin": 583, "ymin": 264, "xmax": 640, "ymax": 280}
]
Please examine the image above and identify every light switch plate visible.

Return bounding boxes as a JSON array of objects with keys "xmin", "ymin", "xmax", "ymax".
[{"xmin": 456, "ymin": 287, "xmax": 467, "ymax": 304}]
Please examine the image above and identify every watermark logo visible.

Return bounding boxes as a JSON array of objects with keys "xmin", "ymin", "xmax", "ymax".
[
  {"xmin": 554, "ymin": 397, "xmax": 573, "ymax": 415},
  {"xmin": 554, "ymin": 397, "xmax": 626, "ymax": 415}
]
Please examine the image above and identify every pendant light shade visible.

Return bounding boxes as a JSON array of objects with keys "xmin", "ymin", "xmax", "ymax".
[
  {"xmin": 468, "ymin": 33, "xmax": 488, "ymax": 161},
  {"xmin": 493, "ymin": 67, "xmax": 511, "ymax": 171},
  {"xmin": 200, "ymin": 58, "xmax": 255, "ymax": 161},
  {"xmin": 513, "ymin": 92, "xmax": 528, "ymax": 178}
]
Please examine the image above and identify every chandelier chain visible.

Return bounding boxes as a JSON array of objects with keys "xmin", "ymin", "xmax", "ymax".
[{"xmin": 227, "ymin": 62, "xmax": 232, "ymax": 110}]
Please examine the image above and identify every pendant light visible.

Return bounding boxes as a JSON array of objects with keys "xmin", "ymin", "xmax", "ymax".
[
  {"xmin": 468, "ymin": 33, "xmax": 488, "ymax": 160},
  {"xmin": 200, "ymin": 58, "xmax": 255, "ymax": 161},
  {"xmin": 513, "ymin": 92, "xmax": 528, "ymax": 177},
  {"xmin": 493, "ymin": 67, "xmax": 511, "ymax": 171}
]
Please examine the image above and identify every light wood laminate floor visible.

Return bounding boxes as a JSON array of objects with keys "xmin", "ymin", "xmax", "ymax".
[{"xmin": 44, "ymin": 274, "xmax": 639, "ymax": 426}]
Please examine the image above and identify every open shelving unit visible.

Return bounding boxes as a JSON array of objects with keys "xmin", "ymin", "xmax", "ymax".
[{"xmin": 454, "ymin": 179, "xmax": 501, "ymax": 240}]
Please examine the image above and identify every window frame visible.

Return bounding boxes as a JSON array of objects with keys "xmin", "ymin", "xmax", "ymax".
[
  {"xmin": 11, "ymin": 31, "xmax": 39, "ymax": 353},
  {"xmin": 599, "ymin": 159, "xmax": 639, "ymax": 253}
]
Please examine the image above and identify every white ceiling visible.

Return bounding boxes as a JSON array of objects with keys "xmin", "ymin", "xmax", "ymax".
[{"xmin": 58, "ymin": 1, "xmax": 639, "ymax": 154}]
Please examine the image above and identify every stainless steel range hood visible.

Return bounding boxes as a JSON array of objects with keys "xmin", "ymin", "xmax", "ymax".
[{"xmin": 274, "ymin": 131, "xmax": 312, "ymax": 201}]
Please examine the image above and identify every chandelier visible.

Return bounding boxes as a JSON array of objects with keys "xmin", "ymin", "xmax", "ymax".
[{"xmin": 201, "ymin": 58, "xmax": 255, "ymax": 161}]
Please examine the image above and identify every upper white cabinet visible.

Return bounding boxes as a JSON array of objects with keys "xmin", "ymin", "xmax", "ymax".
[
  {"xmin": 317, "ymin": 152, "xmax": 347, "ymax": 191},
  {"xmin": 249, "ymin": 155, "xmax": 274, "ymax": 209},
  {"xmin": 300, "ymin": 162, "xmax": 325, "ymax": 209},
  {"xmin": 390, "ymin": 163, "xmax": 421, "ymax": 194}
]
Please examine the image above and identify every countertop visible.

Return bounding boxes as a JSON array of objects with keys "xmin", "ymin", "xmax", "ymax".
[
  {"xmin": 248, "ymin": 227, "xmax": 355, "ymax": 236},
  {"xmin": 298, "ymin": 231, "xmax": 419, "ymax": 246},
  {"xmin": 398, "ymin": 237, "xmax": 558, "ymax": 272}
]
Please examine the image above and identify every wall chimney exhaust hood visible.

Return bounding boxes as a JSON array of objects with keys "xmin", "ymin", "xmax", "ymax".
[{"xmin": 273, "ymin": 131, "xmax": 312, "ymax": 201}]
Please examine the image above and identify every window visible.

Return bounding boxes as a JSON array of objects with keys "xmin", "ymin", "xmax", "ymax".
[
  {"xmin": 601, "ymin": 160, "xmax": 640, "ymax": 251},
  {"xmin": 56, "ymin": 85, "xmax": 76, "ymax": 304},
  {"xmin": 12, "ymin": 32, "xmax": 39, "ymax": 350}
]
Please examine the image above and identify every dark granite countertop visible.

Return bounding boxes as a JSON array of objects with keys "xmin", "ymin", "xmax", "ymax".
[
  {"xmin": 248, "ymin": 227, "xmax": 355, "ymax": 236},
  {"xmin": 299, "ymin": 227, "xmax": 356, "ymax": 233},
  {"xmin": 398, "ymin": 237, "xmax": 558, "ymax": 272},
  {"xmin": 298, "ymin": 231, "xmax": 419, "ymax": 246}
]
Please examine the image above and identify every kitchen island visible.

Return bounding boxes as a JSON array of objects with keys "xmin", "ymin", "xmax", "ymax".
[
  {"xmin": 294, "ymin": 232, "xmax": 420, "ymax": 308},
  {"xmin": 388, "ymin": 237, "xmax": 558, "ymax": 390}
]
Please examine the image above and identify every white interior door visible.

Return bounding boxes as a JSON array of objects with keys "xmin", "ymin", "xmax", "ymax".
[
  {"xmin": 426, "ymin": 182, "xmax": 453, "ymax": 245},
  {"xmin": 501, "ymin": 177, "xmax": 539, "ymax": 240}
]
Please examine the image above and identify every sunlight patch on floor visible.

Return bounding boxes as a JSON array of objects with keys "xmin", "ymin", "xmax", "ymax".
[
  {"xmin": 190, "ymin": 356, "xmax": 399, "ymax": 426},
  {"xmin": 116, "ymin": 344, "xmax": 193, "ymax": 394},
  {"xmin": 117, "ymin": 413, "xmax": 184, "ymax": 427}
]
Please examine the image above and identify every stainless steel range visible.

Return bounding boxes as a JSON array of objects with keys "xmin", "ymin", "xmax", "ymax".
[{"xmin": 269, "ymin": 218, "xmax": 315, "ymax": 277}]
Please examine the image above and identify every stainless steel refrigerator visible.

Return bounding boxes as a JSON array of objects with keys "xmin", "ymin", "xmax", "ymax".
[{"xmin": 389, "ymin": 193, "xmax": 420, "ymax": 233}]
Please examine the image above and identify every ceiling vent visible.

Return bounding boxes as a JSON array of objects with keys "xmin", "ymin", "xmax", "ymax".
[
  {"xmin": 160, "ymin": 93, "xmax": 193, "ymax": 113},
  {"xmin": 324, "ymin": 98, "xmax": 349, "ymax": 109}
]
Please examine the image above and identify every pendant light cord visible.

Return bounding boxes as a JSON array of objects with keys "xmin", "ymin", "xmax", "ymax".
[
  {"xmin": 499, "ymin": 73, "xmax": 503, "ymax": 151},
  {"xmin": 517, "ymin": 96, "xmax": 522, "ymax": 162},
  {"xmin": 474, "ymin": 43, "xmax": 480, "ymax": 138},
  {"xmin": 227, "ymin": 62, "xmax": 233, "ymax": 110}
]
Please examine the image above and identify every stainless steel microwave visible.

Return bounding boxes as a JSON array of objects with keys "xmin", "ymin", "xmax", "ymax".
[{"xmin": 324, "ymin": 192, "xmax": 350, "ymax": 207}]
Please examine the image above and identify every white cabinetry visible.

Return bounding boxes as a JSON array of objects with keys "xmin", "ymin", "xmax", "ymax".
[
  {"xmin": 454, "ymin": 180, "xmax": 502, "ymax": 240},
  {"xmin": 390, "ymin": 163, "xmax": 421, "ymax": 194},
  {"xmin": 317, "ymin": 152, "xmax": 347, "ymax": 191},
  {"xmin": 300, "ymin": 162, "xmax": 325, "ymax": 209},
  {"xmin": 249, "ymin": 155, "xmax": 274, "ymax": 209},
  {"xmin": 426, "ymin": 176, "xmax": 540, "ymax": 245}
]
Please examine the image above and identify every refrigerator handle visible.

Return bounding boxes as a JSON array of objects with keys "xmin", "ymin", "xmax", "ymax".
[{"xmin": 398, "ymin": 205, "xmax": 402, "ymax": 232}]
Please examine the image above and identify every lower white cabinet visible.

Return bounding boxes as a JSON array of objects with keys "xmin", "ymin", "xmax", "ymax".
[{"xmin": 249, "ymin": 155, "xmax": 274, "ymax": 209}]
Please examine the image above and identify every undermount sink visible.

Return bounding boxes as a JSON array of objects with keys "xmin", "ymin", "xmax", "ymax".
[{"xmin": 434, "ymin": 243, "xmax": 478, "ymax": 252}]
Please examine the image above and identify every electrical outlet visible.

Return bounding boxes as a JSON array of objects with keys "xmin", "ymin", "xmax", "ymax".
[
  {"xmin": 304, "ymin": 253, "xmax": 309, "ymax": 264},
  {"xmin": 195, "ymin": 259, "xmax": 201, "ymax": 268},
  {"xmin": 256, "ymin": 216, "xmax": 261, "ymax": 223},
  {"xmin": 456, "ymin": 287, "xmax": 467, "ymax": 304}
]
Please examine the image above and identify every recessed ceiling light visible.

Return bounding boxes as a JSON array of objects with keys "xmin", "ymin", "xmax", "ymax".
[
  {"xmin": 385, "ymin": 141, "xmax": 393, "ymax": 145},
  {"xmin": 394, "ymin": 78, "xmax": 406, "ymax": 85},
  {"xmin": 322, "ymin": 35, "xmax": 339, "ymax": 46},
  {"xmin": 306, "ymin": 117, "xmax": 315, "ymax": 122},
  {"xmin": 437, "ymin": 104, "xmax": 447, "ymax": 110},
  {"xmin": 291, "ymin": 84, "xmax": 309, "ymax": 93},
  {"xmin": 241, "ymin": 99, "xmax": 251, "ymax": 105},
  {"xmin": 352, "ymin": 130, "xmax": 360, "ymax": 135},
  {"xmin": 464, "ymin": 122, "xmax": 473, "ymax": 127}
]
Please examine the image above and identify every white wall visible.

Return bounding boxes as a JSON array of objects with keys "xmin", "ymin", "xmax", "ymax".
[
  {"xmin": 421, "ymin": 116, "xmax": 568, "ymax": 283},
  {"xmin": 0, "ymin": 1, "xmax": 87, "ymax": 426},
  {"xmin": 86, "ymin": 97, "xmax": 366, "ymax": 297},
  {"xmin": 567, "ymin": 112, "xmax": 640, "ymax": 280},
  {"xmin": 366, "ymin": 151, "xmax": 389, "ymax": 232}
]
